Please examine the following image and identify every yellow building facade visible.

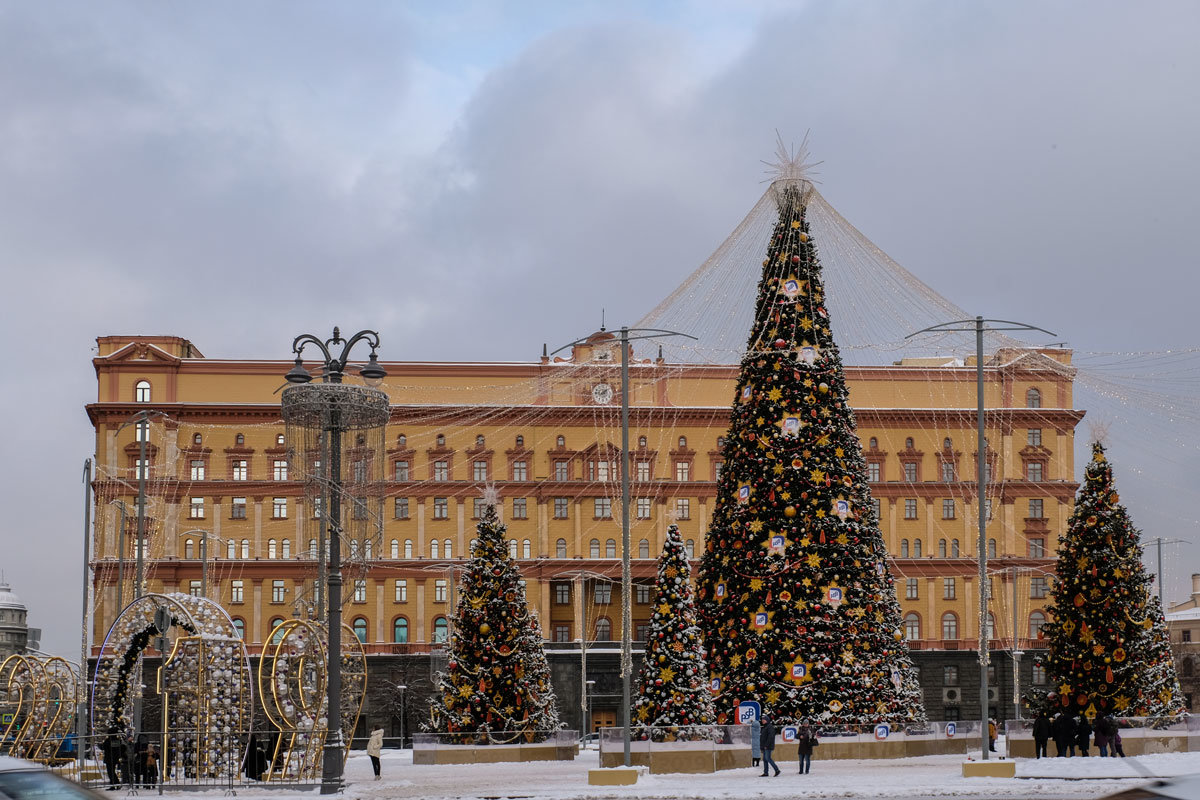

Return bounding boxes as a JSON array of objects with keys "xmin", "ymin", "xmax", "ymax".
[{"xmin": 87, "ymin": 333, "xmax": 1082, "ymax": 671}]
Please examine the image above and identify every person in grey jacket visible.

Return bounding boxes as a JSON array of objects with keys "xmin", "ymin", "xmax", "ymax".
[
  {"xmin": 750, "ymin": 717, "xmax": 761, "ymax": 767},
  {"xmin": 759, "ymin": 714, "xmax": 780, "ymax": 777}
]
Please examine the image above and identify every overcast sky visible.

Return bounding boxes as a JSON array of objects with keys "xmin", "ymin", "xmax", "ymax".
[{"xmin": 2, "ymin": 1, "xmax": 1197, "ymax": 658}]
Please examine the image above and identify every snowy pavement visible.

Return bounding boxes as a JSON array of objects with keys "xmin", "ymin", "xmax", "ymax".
[{"xmin": 160, "ymin": 748, "xmax": 1200, "ymax": 800}]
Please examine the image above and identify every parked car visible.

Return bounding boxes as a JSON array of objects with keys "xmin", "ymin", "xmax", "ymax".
[{"xmin": 0, "ymin": 755, "xmax": 109, "ymax": 799}]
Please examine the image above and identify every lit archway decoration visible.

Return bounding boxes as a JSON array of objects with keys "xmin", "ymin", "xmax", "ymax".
[
  {"xmin": 257, "ymin": 619, "xmax": 366, "ymax": 781},
  {"xmin": 0, "ymin": 654, "xmax": 42, "ymax": 757},
  {"xmin": 92, "ymin": 593, "xmax": 252, "ymax": 781}
]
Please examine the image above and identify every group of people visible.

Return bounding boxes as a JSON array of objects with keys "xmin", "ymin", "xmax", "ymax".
[
  {"xmin": 101, "ymin": 733, "xmax": 159, "ymax": 790},
  {"xmin": 750, "ymin": 714, "xmax": 820, "ymax": 776},
  {"xmin": 1031, "ymin": 711, "xmax": 1126, "ymax": 758}
]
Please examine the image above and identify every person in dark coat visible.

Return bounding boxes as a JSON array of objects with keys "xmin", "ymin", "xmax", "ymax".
[
  {"xmin": 759, "ymin": 714, "xmax": 780, "ymax": 777},
  {"xmin": 1094, "ymin": 718, "xmax": 1109, "ymax": 757},
  {"xmin": 1075, "ymin": 716, "xmax": 1092, "ymax": 757},
  {"xmin": 1100, "ymin": 715, "xmax": 1125, "ymax": 758},
  {"xmin": 1052, "ymin": 713, "xmax": 1073, "ymax": 757},
  {"xmin": 796, "ymin": 721, "xmax": 818, "ymax": 774},
  {"xmin": 102, "ymin": 734, "xmax": 121, "ymax": 790},
  {"xmin": 1032, "ymin": 712, "xmax": 1051, "ymax": 759}
]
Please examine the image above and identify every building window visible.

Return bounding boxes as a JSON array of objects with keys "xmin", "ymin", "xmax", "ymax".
[
  {"xmin": 272, "ymin": 460, "xmax": 288, "ymax": 481},
  {"xmin": 685, "ymin": 539, "xmax": 695, "ymax": 558},
  {"xmin": 188, "ymin": 459, "xmax": 206, "ymax": 481},
  {"xmin": 433, "ymin": 461, "xmax": 448, "ymax": 481},
  {"xmin": 352, "ymin": 497, "xmax": 368, "ymax": 520},
  {"xmin": 187, "ymin": 579, "xmax": 201, "ymax": 597},
  {"xmin": 556, "ymin": 435, "xmax": 565, "ymax": 447},
  {"xmin": 433, "ymin": 498, "xmax": 449, "ymax": 519},
  {"xmin": 1028, "ymin": 498, "xmax": 1044, "ymax": 518},
  {"xmin": 554, "ymin": 498, "xmax": 569, "ymax": 519},
  {"xmin": 521, "ymin": 539, "xmax": 530, "ymax": 559},
  {"xmin": 268, "ymin": 539, "xmax": 278, "ymax": 559},
  {"xmin": 556, "ymin": 538, "xmax": 567, "ymax": 558},
  {"xmin": 594, "ymin": 498, "xmax": 612, "ymax": 519},
  {"xmin": 389, "ymin": 539, "xmax": 399, "ymax": 559},
  {"xmin": 436, "ymin": 434, "xmax": 446, "ymax": 447},
  {"xmin": 431, "ymin": 540, "xmax": 440, "ymax": 559},
  {"xmin": 943, "ymin": 578, "xmax": 956, "ymax": 600},
  {"xmin": 471, "ymin": 498, "xmax": 485, "ymax": 519},
  {"xmin": 1028, "ymin": 537, "xmax": 1046, "ymax": 558},
  {"xmin": 352, "ymin": 617, "xmax": 368, "ymax": 643},
  {"xmin": 1027, "ymin": 388, "xmax": 1042, "ymax": 408},
  {"xmin": 513, "ymin": 498, "xmax": 528, "ymax": 519},
  {"xmin": 1185, "ymin": 631, "xmax": 1194, "ymax": 644},
  {"xmin": 943, "ymin": 665, "xmax": 959, "ymax": 686},
  {"xmin": 951, "ymin": 539, "xmax": 960, "ymax": 557},
  {"xmin": 512, "ymin": 460, "xmax": 528, "ymax": 481},
  {"xmin": 393, "ymin": 618, "xmax": 409, "ymax": 643},
  {"xmin": 872, "ymin": 498, "xmax": 881, "ymax": 519},
  {"xmin": 605, "ymin": 539, "xmax": 617, "ymax": 558},
  {"xmin": 231, "ymin": 460, "xmax": 248, "ymax": 481},
  {"xmin": 135, "ymin": 458, "xmax": 149, "ymax": 480},
  {"xmin": 595, "ymin": 618, "xmax": 613, "ymax": 641},
  {"xmin": 636, "ymin": 583, "xmax": 652, "ymax": 604},
  {"xmin": 1027, "ymin": 462, "xmax": 1044, "ymax": 481},
  {"xmin": 282, "ymin": 539, "xmax": 291, "ymax": 559},
  {"xmin": 394, "ymin": 497, "xmax": 410, "ymax": 519},
  {"xmin": 1030, "ymin": 576, "xmax": 1048, "ymax": 598},
  {"xmin": 903, "ymin": 462, "xmax": 918, "ymax": 482},
  {"xmin": 230, "ymin": 497, "xmax": 246, "ymax": 520},
  {"xmin": 594, "ymin": 582, "xmax": 613, "ymax": 604},
  {"xmin": 554, "ymin": 624, "xmax": 571, "ymax": 643},
  {"xmin": 404, "ymin": 539, "xmax": 413, "ymax": 558},
  {"xmin": 352, "ymin": 579, "xmax": 366, "ymax": 603},
  {"xmin": 913, "ymin": 539, "xmax": 922, "ymax": 557},
  {"xmin": 515, "ymin": 435, "xmax": 524, "ymax": 447},
  {"xmin": 589, "ymin": 539, "xmax": 600, "ymax": 558},
  {"xmin": 636, "ymin": 623, "xmax": 650, "ymax": 642},
  {"xmin": 240, "ymin": 539, "xmax": 250, "ymax": 559},
  {"xmin": 135, "ymin": 419, "xmax": 149, "ymax": 443},
  {"xmin": 554, "ymin": 461, "xmax": 569, "ymax": 481},
  {"xmin": 904, "ymin": 613, "xmax": 921, "ymax": 640},
  {"xmin": 904, "ymin": 499, "xmax": 918, "ymax": 520},
  {"xmin": 636, "ymin": 462, "xmax": 650, "ymax": 481},
  {"xmin": 395, "ymin": 580, "xmax": 407, "ymax": 602},
  {"xmin": 636, "ymin": 498, "xmax": 652, "ymax": 519},
  {"xmin": 272, "ymin": 497, "xmax": 287, "ymax": 519},
  {"xmin": 942, "ymin": 613, "xmax": 958, "ymax": 640},
  {"xmin": 941, "ymin": 462, "xmax": 955, "ymax": 482},
  {"xmin": 1032, "ymin": 664, "xmax": 1047, "ymax": 685},
  {"xmin": 905, "ymin": 578, "xmax": 918, "ymax": 599},
  {"xmin": 900, "ymin": 539, "xmax": 909, "ymax": 558},
  {"xmin": 939, "ymin": 539, "xmax": 947, "ymax": 558},
  {"xmin": 434, "ymin": 579, "xmax": 448, "ymax": 602},
  {"xmin": 473, "ymin": 460, "xmax": 488, "ymax": 481},
  {"xmin": 638, "ymin": 539, "xmax": 650, "ymax": 559},
  {"xmin": 675, "ymin": 498, "xmax": 691, "ymax": 519},
  {"xmin": 555, "ymin": 583, "xmax": 571, "ymax": 604},
  {"xmin": 272, "ymin": 580, "xmax": 286, "ymax": 603},
  {"xmin": 867, "ymin": 462, "xmax": 880, "ymax": 482},
  {"xmin": 590, "ymin": 460, "xmax": 613, "ymax": 482},
  {"xmin": 433, "ymin": 617, "xmax": 449, "ymax": 643},
  {"xmin": 230, "ymin": 580, "xmax": 244, "ymax": 603},
  {"xmin": 1028, "ymin": 428, "xmax": 1042, "ymax": 447},
  {"xmin": 1030, "ymin": 611, "xmax": 1047, "ymax": 638},
  {"xmin": 134, "ymin": 380, "xmax": 151, "ymax": 403},
  {"xmin": 675, "ymin": 461, "xmax": 690, "ymax": 481},
  {"xmin": 394, "ymin": 460, "xmax": 410, "ymax": 481},
  {"xmin": 232, "ymin": 618, "xmax": 245, "ymax": 639},
  {"xmin": 188, "ymin": 497, "xmax": 204, "ymax": 519},
  {"xmin": 987, "ymin": 539, "xmax": 996, "ymax": 559}
]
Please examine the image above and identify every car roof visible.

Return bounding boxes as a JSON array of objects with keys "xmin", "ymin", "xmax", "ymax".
[{"xmin": 0, "ymin": 755, "xmax": 44, "ymax": 772}]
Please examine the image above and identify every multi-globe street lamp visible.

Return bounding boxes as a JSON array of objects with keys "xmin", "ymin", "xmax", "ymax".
[{"xmin": 282, "ymin": 327, "xmax": 388, "ymax": 794}]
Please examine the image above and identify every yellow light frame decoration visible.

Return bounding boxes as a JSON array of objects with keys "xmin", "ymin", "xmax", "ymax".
[{"xmin": 0, "ymin": 655, "xmax": 79, "ymax": 764}]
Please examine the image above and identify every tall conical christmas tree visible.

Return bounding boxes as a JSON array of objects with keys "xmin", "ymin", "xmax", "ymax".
[
  {"xmin": 632, "ymin": 524, "xmax": 716, "ymax": 741},
  {"xmin": 695, "ymin": 173, "xmax": 924, "ymax": 725},
  {"xmin": 426, "ymin": 500, "xmax": 561, "ymax": 742},
  {"xmin": 1041, "ymin": 442, "xmax": 1183, "ymax": 718},
  {"xmin": 1142, "ymin": 597, "xmax": 1187, "ymax": 717}
]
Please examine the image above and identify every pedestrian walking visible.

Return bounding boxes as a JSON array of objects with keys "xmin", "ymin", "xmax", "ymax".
[
  {"xmin": 1075, "ymin": 716, "xmax": 1092, "ymax": 757},
  {"xmin": 1094, "ymin": 719, "xmax": 1109, "ymax": 758},
  {"xmin": 1052, "ymin": 713, "xmax": 1073, "ymax": 757},
  {"xmin": 367, "ymin": 728, "xmax": 384, "ymax": 780},
  {"xmin": 1101, "ymin": 715, "xmax": 1126, "ymax": 757},
  {"xmin": 750, "ymin": 717, "xmax": 761, "ymax": 768},
  {"xmin": 1032, "ymin": 711, "xmax": 1051, "ymax": 759},
  {"xmin": 145, "ymin": 744, "xmax": 159, "ymax": 787},
  {"xmin": 759, "ymin": 713, "xmax": 780, "ymax": 777},
  {"xmin": 796, "ymin": 721, "xmax": 818, "ymax": 774}
]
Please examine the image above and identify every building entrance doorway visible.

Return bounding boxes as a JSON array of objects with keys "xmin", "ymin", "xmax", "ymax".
[{"xmin": 592, "ymin": 711, "xmax": 616, "ymax": 732}]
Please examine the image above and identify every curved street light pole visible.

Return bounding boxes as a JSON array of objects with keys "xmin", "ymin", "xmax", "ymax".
[{"xmin": 907, "ymin": 316, "xmax": 1055, "ymax": 760}]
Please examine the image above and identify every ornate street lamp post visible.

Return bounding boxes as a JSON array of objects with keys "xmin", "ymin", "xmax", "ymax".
[{"xmin": 282, "ymin": 327, "xmax": 388, "ymax": 794}]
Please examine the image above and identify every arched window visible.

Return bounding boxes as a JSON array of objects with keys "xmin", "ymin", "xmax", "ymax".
[
  {"xmin": 1029, "ymin": 611, "xmax": 1047, "ymax": 639},
  {"xmin": 193, "ymin": 433, "xmax": 203, "ymax": 445},
  {"xmin": 364, "ymin": 540, "xmax": 372, "ymax": 559},
  {"xmin": 282, "ymin": 539, "xmax": 291, "ymax": 559},
  {"xmin": 436, "ymin": 434, "xmax": 446, "ymax": 447},
  {"xmin": 605, "ymin": 539, "xmax": 617, "ymax": 559},
  {"xmin": 638, "ymin": 539, "xmax": 650, "ymax": 559},
  {"xmin": 595, "ymin": 618, "xmax": 612, "ymax": 641},
  {"xmin": 515, "ymin": 435, "xmax": 524, "ymax": 447},
  {"xmin": 508, "ymin": 540, "xmax": 518, "ymax": 559},
  {"xmin": 678, "ymin": 436, "xmax": 687, "ymax": 448},
  {"xmin": 184, "ymin": 540, "xmax": 195, "ymax": 559},
  {"xmin": 404, "ymin": 539, "xmax": 413, "ymax": 559},
  {"xmin": 988, "ymin": 539, "xmax": 997, "ymax": 559},
  {"xmin": 349, "ymin": 540, "xmax": 359, "ymax": 558},
  {"xmin": 986, "ymin": 613, "xmax": 996, "ymax": 641},
  {"xmin": 135, "ymin": 380, "xmax": 151, "ymax": 403},
  {"xmin": 268, "ymin": 539, "xmax": 277, "ymax": 559},
  {"xmin": 590, "ymin": 539, "xmax": 600, "ymax": 558},
  {"xmin": 309, "ymin": 539, "xmax": 317, "ymax": 559},
  {"xmin": 232, "ymin": 618, "xmax": 245, "ymax": 639},
  {"xmin": 913, "ymin": 539, "xmax": 922, "ymax": 558},
  {"xmin": 904, "ymin": 613, "xmax": 921, "ymax": 640},
  {"xmin": 235, "ymin": 433, "xmax": 244, "ymax": 446},
  {"xmin": 638, "ymin": 436, "xmax": 647, "ymax": 447},
  {"xmin": 391, "ymin": 539, "xmax": 399, "ymax": 559},
  {"xmin": 227, "ymin": 540, "xmax": 236, "ymax": 559},
  {"xmin": 352, "ymin": 617, "xmax": 368, "ymax": 643},
  {"xmin": 556, "ymin": 435, "xmax": 565, "ymax": 447},
  {"xmin": 433, "ymin": 617, "xmax": 449, "ymax": 643},
  {"xmin": 476, "ymin": 435, "xmax": 485, "ymax": 447},
  {"xmin": 276, "ymin": 433, "xmax": 285, "ymax": 446},
  {"xmin": 444, "ymin": 539, "xmax": 453, "ymax": 559},
  {"xmin": 397, "ymin": 434, "xmax": 407, "ymax": 447},
  {"xmin": 685, "ymin": 539, "xmax": 695, "ymax": 558},
  {"xmin": 951, "ymin": 539, "xmax": 960, "ymax": 558},
  {"xmin": 241, "ymin": 539, "xmax": 250, "ymax": 559},
  {"xmin": 867, "ymin": 437, "xmax": 877, "ymax": 450},
  {"xmin": 938, "ymin": 539, "xmax": 947, "ymax": 558},
  {"xmin": 430, "ymin": 540, "xmax": 439, "ymax": 559},
  {"xmin": 941, "ymin": 612, "xmax": 959, "ymax": 640},
  {"xmin": 905, "ymin": 437, "xmax": 914, "ymax": 449},
  {"xmin": 717, "ymin": 436, "xmax": 725, "ymax": 448},
  {"xmin": 1026, "ymin": 388, "xmax": 1042, "ymax": 408},
  {"xmin": 900, "ymin": 539, "xmax": 909, "ymax": 558},
  {"xmin": 943, "ymin": 437, "xmax": 952, "ymax": 450},
  {"xmin": 556, "ymin": 538, "xmax": 567, "ymax": 558},
  {"xmin": 269, "ymin": 618, "xmax": 286, "ymax": 644},
  {"xmin": 522, "ymin": 539, "xmax": 531, "ymax": 559},
  {"xmin": 393, "ymin": 617, "xmax": 409, "ymax": 644}
]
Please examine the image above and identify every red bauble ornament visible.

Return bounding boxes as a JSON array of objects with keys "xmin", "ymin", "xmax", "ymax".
[{"xmin": 774, "ymin": 338, "xmax": 787, "ymax": 349}]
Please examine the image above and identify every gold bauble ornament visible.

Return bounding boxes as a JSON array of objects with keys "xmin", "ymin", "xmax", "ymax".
[
  {"xmin": 785, "ymin": 506, "xmax": 797, "ymax": 518},
  {"xmin": 479, "ymin": 623, "xmax": 491, "ymax": 635}
]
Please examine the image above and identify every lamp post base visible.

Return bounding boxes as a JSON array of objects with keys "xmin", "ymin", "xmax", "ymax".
[{"xmin": 320, "ymin": 740, "xmax": 344, "ymax": 794}]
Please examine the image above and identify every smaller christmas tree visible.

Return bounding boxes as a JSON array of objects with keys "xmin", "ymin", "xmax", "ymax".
[
  {"xmin": 426, "ymin": 499, "xmax": 561, "ymax": 742},
  {"xmin": 1142, "ymin": 597, "xmax": 1187, "ymax": 718},
  {"xmin": 632, "ymin": 524, "xmax": 716, "ymax": 741}
]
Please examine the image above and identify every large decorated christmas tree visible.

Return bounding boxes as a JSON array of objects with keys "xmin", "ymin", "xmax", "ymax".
[
  {"xmin": 695, "ymin": 174, "xmax": 924, "ymax": 725},
  {"xmin": 1041, "ymin": 442, "xmax": 1184, "ymax": 718},
  {"xmin": 426, "ymin": 500, "xmax": 562, "ymax": 742},
  {"xmin": 632, "ymin": 524, "xmax": 716, "ymax": 740}
]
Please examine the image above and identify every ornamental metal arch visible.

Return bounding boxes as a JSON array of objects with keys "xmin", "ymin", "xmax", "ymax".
[{"xmin": 91, "ymin": 593, "xmax": 252, "ymax": 783}]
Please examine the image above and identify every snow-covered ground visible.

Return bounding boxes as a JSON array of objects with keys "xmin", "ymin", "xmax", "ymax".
[{"xmin": 173, "ymin": 747, "xmax": 1200, "ymax": 800}]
